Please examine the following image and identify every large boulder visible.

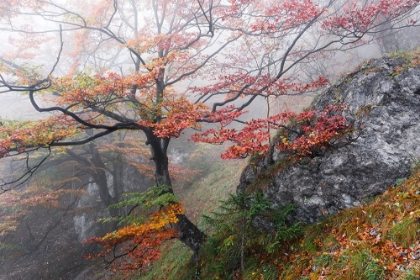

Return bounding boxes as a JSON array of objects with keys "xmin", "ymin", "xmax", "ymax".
[{"xmin": 238, "ymin": 53, "xmax": 420, "ymax": 224}]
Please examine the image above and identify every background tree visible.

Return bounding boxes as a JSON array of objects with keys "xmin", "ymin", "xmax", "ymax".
[
  {"xmin": 0, "ymin": 130, "xmax": 158, "ymax": 277},
  {"xmin": 0, "ymin": 0, "xmax": 419, "ymax": 268}
]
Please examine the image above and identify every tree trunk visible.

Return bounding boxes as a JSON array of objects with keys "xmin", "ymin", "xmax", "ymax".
[
  {"xmin": 66, "ymin": 145, "xmax": 120, "ymax": 216},
  {"xmin": 145, "ymin": 130, "xmax": 206, "ymax": 260},
  {"xmin": 89, "ymin": 143, "xmax": 113, "ymax": 207},
  {"xmin": 175, "ymin": 214, "xmax": 206, "ymax": 262}
]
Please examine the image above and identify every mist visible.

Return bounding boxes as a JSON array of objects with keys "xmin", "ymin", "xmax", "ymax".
[{"xmin": 0, "ymin": 0, "xmax": 419, "ymax": 278}]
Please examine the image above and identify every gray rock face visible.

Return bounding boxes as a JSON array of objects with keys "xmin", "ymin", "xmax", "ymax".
[{"xmin": 237, "ymin": 55, "xmax": 420, "ymax": 224}]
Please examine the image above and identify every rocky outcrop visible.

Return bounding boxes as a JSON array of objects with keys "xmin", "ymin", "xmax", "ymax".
[{"xmin": 238, "ymin": 54, "xmax": 420, "ymax": 224}]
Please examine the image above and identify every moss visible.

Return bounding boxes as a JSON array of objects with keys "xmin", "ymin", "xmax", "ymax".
[
  {"xmin": 388, "ymin": 49, "xmax": 420, "ymax": 76},
  {"xmin": 386, "ymin": 49, "xmax": 418, "ymax": 61},
  {"xmin": 355, "ymin": 104, "xmax": 375, "ymax": 118},
  {"xmin": 244, "ymin": 156, "xmax": 299, "ymax": 193},
  {"xmin": 248, "ymin": 152, "xmax": 265, "ymax": 165}
]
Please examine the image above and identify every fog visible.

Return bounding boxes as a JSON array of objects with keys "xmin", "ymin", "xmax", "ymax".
[{"xmin": 0, "ymin": 0, "xmax": 419, "ymax": 278}]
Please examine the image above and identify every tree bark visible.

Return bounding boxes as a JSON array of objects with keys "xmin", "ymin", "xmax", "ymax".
[
  {"xmin": 145, "ymin": 129, "xmax": 206, "ymax": 259},
  {"xmin": 175, "ymin": 214, "xmax": 206, "ymax": 262}
]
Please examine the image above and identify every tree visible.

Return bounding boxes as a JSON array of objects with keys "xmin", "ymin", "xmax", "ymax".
[
  {"xmin": 0, "ymin": 0, "xmax": 419, "ymax": 269},
  {"xmin": 0, "ymin": 131, "xmax": 149, "ymax": 252}
]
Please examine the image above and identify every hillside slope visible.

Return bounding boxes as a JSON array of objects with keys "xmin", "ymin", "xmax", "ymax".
[{"xmin": 137, "ymin": 51, "xmax": 420, "ymax": 280}]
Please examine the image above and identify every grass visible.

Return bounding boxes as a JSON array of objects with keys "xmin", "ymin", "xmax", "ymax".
[
  {"xmin": 130, "ymin": 163, "xmax": 420, "ymax": 280},
  {"xmin": 110, "ymin": 143, "xmax": 420, "ymax": 277},
  {"xmin": 133, "ymin": 144, "xmax": 247, "ymax": 280},
  {"xmin": 111, "ymin": 52, "xmax": 420, "ymax": 277},
  {"xmin": 138, "ymin": 240, "xmax": 193, "ymax": 280},
  {"xmin": 269, "ymin": 167, "xmax": 420, "ymax": 280}
]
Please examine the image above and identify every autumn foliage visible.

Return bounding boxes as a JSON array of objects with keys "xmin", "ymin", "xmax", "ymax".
[
  {"xmin": 83, "ymin": 203, "xmax": 184, "ymax": 271},
  {"xmin": 192, "ymin": 104, "xmax": 353, "ymax": 159},
  {"xmin": 0, "ymin": 185, "xmax": 82, "ymax": 239},
  {"xmin": 270, "ymin": 168, "xmax": 420, "ymax": 279},
  {"xmin": 0, "ymin": 0, "xmax": 418, "ymax": 162},
  {"xmin": 83, "ymin": 186, "xmax": 185, "ymax": 271},
  {"xmin": 0, "ymin": 117, "xmax": 79, "ymax": 158},
  {"xmin": 276, "ymin": 104, "xmax": 353, "ymax": 157},
  {"xmin": 0, "ymin": 0, "xmax": 419, "ymax": 275}
]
